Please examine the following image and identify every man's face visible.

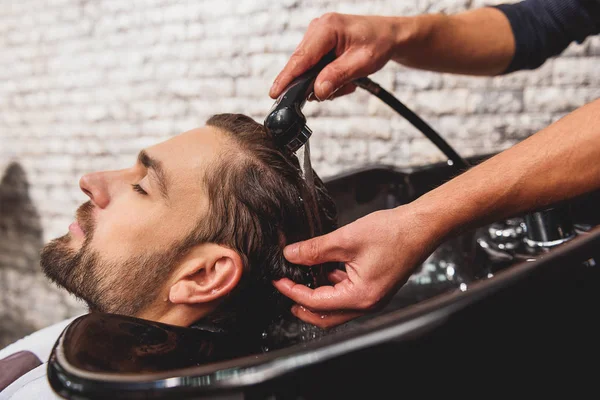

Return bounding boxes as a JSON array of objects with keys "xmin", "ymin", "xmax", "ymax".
[{"xmin": 41, "ymin": 126, "xmax": 226, "ymax": 316}]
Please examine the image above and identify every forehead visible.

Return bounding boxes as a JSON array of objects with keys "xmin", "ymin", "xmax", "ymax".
[{"xmin": 146, "ymin": 125, "xmax": 229, "ymax": 203}]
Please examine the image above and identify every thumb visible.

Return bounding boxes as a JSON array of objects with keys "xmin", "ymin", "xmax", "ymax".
[
  {"xmin": 283, "ymin": 229, "xmax": 351, "ymax": 266},
  {"xmin": 313, "ymin": 50, "xmax": 372, "ymax": 100}
]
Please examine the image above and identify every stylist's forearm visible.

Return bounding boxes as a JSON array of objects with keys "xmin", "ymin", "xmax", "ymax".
[
  {"xmin": 411, "ymin": 98, "xmax": 600, "ymax": 240},
  {"xmin": 395, "ymin": 7, "xmax": 515, "ymax": 76}
]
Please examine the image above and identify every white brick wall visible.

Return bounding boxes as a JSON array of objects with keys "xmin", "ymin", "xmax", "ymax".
[{"xmin": 1, "ymin": 0, "xmax": 598, "ymax": 346}]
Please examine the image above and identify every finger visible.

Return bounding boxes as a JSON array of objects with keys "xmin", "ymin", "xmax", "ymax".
[
  {"xmin": 269, "ymin": 22, "xmax": 337, "ymax": 99},
  {"xmin": 283, "ymin": 229, "xmax": 352, "ymax": 266},
  {"xmin": 273, "ymin": 277, "xmax": 359, "ymax": 311},
  {"xmin": 328, "ymin": 268, "xmax": 348, "ymax": 284},
  {"xmin": 313, "ymin": 50, "xmax": 372, "ymax": 100},
  {"xmin": 291, "ymin": 304, "xmax": 364, "ymax": 329},
  {"xmin": 309, "ymin": 83, "xmax": 356, "ymax": 102}
]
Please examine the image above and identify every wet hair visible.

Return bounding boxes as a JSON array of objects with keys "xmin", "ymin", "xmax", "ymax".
[{"xmin": 182, "ymin": 113, "xmax": 339, "ymax": 344}]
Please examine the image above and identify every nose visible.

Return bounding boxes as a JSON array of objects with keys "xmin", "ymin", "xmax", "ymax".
[{"xmin": 79, "ymin": 172, "xmax": 110, "ymax": 209}]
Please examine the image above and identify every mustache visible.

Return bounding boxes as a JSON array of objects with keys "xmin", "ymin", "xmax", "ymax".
[{"xmin": 76, "ymin": 201, "xmax": 95, "ymax": 236}]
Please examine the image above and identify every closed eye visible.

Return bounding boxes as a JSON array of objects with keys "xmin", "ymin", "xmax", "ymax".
[{"xmin": 131, "ymin": 183, "xmax": 148, "ymax": 195}]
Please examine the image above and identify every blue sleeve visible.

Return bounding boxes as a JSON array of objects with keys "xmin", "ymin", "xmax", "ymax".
[{"xmin": 491, "ymin": 0, "xmax": 600, "ymax": 73}]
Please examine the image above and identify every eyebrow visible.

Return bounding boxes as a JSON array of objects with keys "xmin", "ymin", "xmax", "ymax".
[{"xmin": 138, "ymin": 150, "xmax": 169, "ymax": 201}]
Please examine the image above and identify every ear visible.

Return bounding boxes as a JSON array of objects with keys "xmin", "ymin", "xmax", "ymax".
[{"xmin": 168, "ymin": 244, "xmax": 243, "ymax": 305}]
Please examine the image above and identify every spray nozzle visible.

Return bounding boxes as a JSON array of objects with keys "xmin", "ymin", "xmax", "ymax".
[{"xmin": 264, "ymin": 51, "xmax": 336, "ymax": 153}]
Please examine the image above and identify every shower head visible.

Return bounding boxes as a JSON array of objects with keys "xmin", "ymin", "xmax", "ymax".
[
  {"xmin": 264, "ymin": 51, "xmax": 336, "ymax": 153},
  {"xmin": 265, "ymin": 50, "xmax": 469, "ymax": 170}
]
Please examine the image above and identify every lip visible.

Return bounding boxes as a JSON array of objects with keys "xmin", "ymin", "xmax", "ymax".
[{"xmin": 69, "ymin": 221, "xmax": 85, "ymax": 238}]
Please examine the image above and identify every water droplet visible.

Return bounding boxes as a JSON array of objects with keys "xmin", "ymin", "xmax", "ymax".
[
  {"xmin": 262, "ymin": 332, "xmax": 268, "ymax": 339},
  {"xmin": 459, "ymin": 283, "xmax": 467, "ymax": 292}
]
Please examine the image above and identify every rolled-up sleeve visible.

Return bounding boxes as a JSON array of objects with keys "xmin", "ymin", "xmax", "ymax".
[{"xmin": 492, "ymin": 0, "xmax": 600, "ymax": 73}]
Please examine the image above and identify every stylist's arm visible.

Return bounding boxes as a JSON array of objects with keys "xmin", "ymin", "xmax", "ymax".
[
  {"xmin": 275, "ymin": 97, "xmax": 600, "ymax": 328},
  {"xmin": 269, "ymin": 8, "xmax": 515, "ymax": 101}
]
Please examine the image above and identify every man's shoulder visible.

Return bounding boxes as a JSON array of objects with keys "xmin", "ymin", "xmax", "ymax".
[
  {"xmin": 0, "ymin": 314, "xmax": 84, "ymax": 362},
  {"xmin": 0, "ymin": 363, "xmax": 61, "ymax": 400},
  {"xmin": 0, "ymin": 314, "xmax": 85, "ymax": 396}
]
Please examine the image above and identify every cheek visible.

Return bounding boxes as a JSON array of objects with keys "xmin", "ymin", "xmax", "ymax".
[{"xmin": 91, "ymin": 202, "xmax": 185, "ymax": 262}]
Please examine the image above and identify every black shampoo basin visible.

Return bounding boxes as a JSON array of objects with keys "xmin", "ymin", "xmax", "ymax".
[{"xmin": 47, "ymin": 157, "xmax": 600, "ymax": 399}]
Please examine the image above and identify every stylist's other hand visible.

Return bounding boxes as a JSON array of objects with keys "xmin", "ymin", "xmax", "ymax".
[
  {"xmin": 269, "ymin": 13, "xmax": 412, "ymax": 101},
  {"xmin": 273, "ymin": 205, "xmax": 444, "ymax": 329}
]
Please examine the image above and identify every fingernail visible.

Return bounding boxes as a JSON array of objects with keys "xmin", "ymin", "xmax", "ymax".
[
  {"xmin": 291, "ymin": 305, "xmax": 300, "ymax": 315},
  {"xmin": 326, "ymin": 86, "xmax": 341, "ymax": 100},
  {"xmin": 316, "ymin": 81, "xmax": 333, "ymax": 101},
  {"xmin": 270, "ymin": 80, "xmax": 279, "ymax": 96},
  {"xmin": 283, "ymin": 243, "xmax": 298, "ymax": 259}
]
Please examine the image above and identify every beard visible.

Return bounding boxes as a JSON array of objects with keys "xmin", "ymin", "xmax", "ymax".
[{"xmin": 40, "ymin": 201, "xmax": 183, "ymax": 316}]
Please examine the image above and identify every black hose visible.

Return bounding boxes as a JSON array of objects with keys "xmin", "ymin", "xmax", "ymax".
[{"xmin": 353, "ymin": 77, "xmax": 471, "ymax": 171}]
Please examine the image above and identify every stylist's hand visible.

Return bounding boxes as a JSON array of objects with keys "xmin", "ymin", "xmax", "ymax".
[
  {"xmin": 269, "ymin": 13, "xmax": 409, "ymax": 101},
  {"xmin": 273, "ymin": 204, "xmax": 445, "ymax": 329}
]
